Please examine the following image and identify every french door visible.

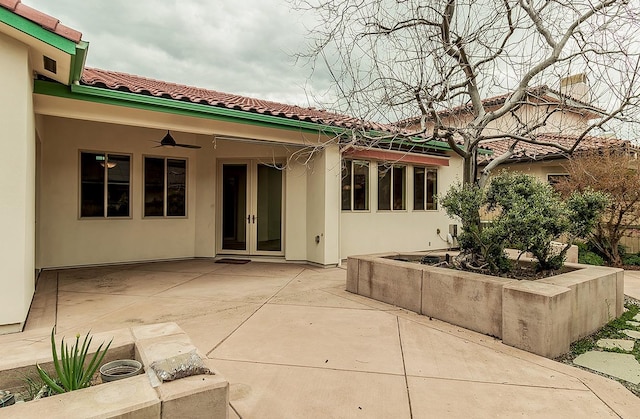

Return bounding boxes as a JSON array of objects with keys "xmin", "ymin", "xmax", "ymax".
[{"xmin": 219, "ymin": 161, "xmax": 284, "ymax": 256}]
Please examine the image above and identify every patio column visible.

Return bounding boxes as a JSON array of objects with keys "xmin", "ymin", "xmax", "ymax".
[
  {"xmin": 0, "ymin": 33, "xmax": 36, "ymax": 333},
  {"xmin": 306, "ymin": 144, "xmax": 341, "ymax": 265}
]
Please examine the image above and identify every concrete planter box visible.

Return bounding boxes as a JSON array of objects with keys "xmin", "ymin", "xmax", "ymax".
[
  {"xmin": 0, "ymin": 323, "xmax": 228, "ymax": 418},
  {"xmin": 347, "ymin": 253, "xmax": 623, "ymax": 358}
]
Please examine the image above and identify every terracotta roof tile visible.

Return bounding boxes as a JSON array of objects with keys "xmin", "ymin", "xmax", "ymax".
[
  {"xmin": 479, "ymin": 134, "xmax": 636, "ymax": 163},
  {"xmin": 81, "ymin": 67, "xmax": 392, "ymax": 131},
  {"xmin": 0, "ymin": 0, "xmax": 82, "ymax": 43}
]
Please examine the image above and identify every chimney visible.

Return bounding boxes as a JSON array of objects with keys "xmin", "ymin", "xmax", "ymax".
[{"xmin": 560, "ymin": 73, "xmax": 590, "ymax": 103}]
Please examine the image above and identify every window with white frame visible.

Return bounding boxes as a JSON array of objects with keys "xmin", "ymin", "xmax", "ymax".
[
  {"xmin": 341, "ymin": 159, "xmax": 369, "ymax": 211},
  {"xmin": 144, "ymin": 157, "xmax": 187, "ymax": 217},
  {"xmin": 414, "ymin": 167, "xmax": 438, "ymax": 210},
  {"xmin": 378, "ymin": 164, "xmax": 406, "ymax": 210},
  {"xmin": 80, "ymin": 152, "xmax": 131, "ymax": 218}
]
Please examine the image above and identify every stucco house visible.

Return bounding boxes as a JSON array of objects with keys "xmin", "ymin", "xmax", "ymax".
[
  {"xmin": 0, "ymin": 1, "xmax": 464, "ymax": 332},
  {"xmin": 478, "ymin": 134, "xmax": 636, "ymax": 185}
]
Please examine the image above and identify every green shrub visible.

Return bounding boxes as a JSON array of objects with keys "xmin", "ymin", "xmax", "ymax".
[
  {"xmin": 441, "ymin": 172, "xmax": 607, "ymax": 273},
  {"xmin": 579, "ymin": 250, "xmax": 605, "ymax": 266},
  {"xmin": 623, "ymin": 253, "xmax": 640, "ymax": 266}
]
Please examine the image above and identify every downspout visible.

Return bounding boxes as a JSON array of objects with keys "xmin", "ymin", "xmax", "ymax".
[{"xmin": 69, "ymin": 40, "xmax": 89, "ymax": 85}]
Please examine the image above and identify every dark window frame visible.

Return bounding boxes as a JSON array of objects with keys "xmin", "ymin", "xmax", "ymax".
[
  {"xmin": 341, "ymin": 159, "xmax": 370, "ymax": 211},
  {"xmin": 413, "ymin": 167, "xmax": 438, "ymax": 211},
  {"xmin": 143, "ymin": 156, "xmax": 188, "ymax": 218},
  {"xmin": 79, "ymin": 151, "xmax": 131, "ymax": 219},
  {"xmin": 377, "ymin": 163, "xmax": 407, "ymax": 211}
]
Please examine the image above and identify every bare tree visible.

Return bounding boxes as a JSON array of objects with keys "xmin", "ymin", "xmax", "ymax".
[
  {"xmin": 556, "ymin": 147, "xmax": 640, "ymax": 267},
  {"xmin": 294, "ymin": 0, "xmax": 640, "ymax": 186}
]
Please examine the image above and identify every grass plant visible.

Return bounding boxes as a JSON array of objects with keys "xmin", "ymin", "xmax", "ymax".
[{"xmin": 36, "ymin": 328, "xmax": 112, "ymax": 394}]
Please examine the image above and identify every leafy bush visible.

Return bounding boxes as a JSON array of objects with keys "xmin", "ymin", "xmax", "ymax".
[
  {"xmin": 580, "ymin": 250, "xmax": 605, "ymax": 266},
  {"xmin": 441, "ymin": 172, "xmax": 607, "ymax": 273},
  {"xmin": 623, "ymin": 253, "xmax": 640, "ymax": 266},
  {"xmin": 36, "ymin": 329, "xmax": 112, "ymax": 394}
]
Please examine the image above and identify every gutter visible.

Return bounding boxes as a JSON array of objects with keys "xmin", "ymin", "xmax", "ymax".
[{"xmin": 34, "ymin": 79, "xmax": 458, "ymax": 153}]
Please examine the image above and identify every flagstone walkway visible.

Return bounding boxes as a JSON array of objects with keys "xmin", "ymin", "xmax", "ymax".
[{"xmin": 5, "ymin": 259, "xmax": 640, "ymax": 418}]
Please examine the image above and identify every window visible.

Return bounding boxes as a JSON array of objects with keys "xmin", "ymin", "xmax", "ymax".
[
  {"xmin": 378, "ymin": 164, "xmax": 406, "ymax": 210},
  {"xmin": 341, "ymin": 159, "xmax": 369, "ymax": 211},
  {"xmin": 80, "ymin": 152, "xmax": 130, "ymax": 218},
  {"xmin": 414, "ymin": 167, "xmax": 438, "ymax": 210},
  {"xmin": 144, "ymin": 157, "xmax": 187, "ymax": 217},
  {"xmin": 547, "ymin": 173, "xmax": 569, "ymax": 189}
]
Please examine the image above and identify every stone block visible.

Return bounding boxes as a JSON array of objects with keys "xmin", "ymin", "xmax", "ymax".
[
  {"xmin": 540, "ymin": 268, "xmax": 620, "ymax": 340},
  {"xmin": 368, "ymin": 258, "xmax": 422, "ymax": 313},
  {"xmin": 502, "ymin": 281, "xmax": 572, "ymax": 358},
  {"xmin": 2, "ymin": 374, "xmax": 161, "ymax": 419},
  {"xmin": 156, "ymin": 362, "xmax": 229, "ymax": 419},
  {"xmin": 357, "ymin": 258, "xmax": 374, "ymax": 298},
  {"xmin": 616, "ymin": 269, "xmax": 625, "ymax": 317},
  {"xmin": 135, "ymin": 333, "xmax": 201, "ymax": 368},
  {"xmin": 345, "ymin": 257, "xmax": 359, "ymax": 293},
  {"xmin": 422, "ymin": 268, "xmax": 513, "ymax": 338}
]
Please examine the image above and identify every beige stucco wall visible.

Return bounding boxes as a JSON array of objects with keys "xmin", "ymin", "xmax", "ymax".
[
  {"xmin": 36, "ymin": 116, "xmax": 320, "ymax": 267},
  {"xmin": 340, "ymin": 153, "xmax": 464, "ymax": 259},
  {"xmin": 410, "ymin": 101, "xmax": 591, "ymax": 137},
  {"xmin": 304, "ymin": 145, "xmax": 341, "ymax": 265},
  {"xmin": 0, "ymin": 32, "xmax": 36, "ymax": 332},
  {"xmin": 493, "ymin": 161, "xmax": 568, "ymax": 183}
]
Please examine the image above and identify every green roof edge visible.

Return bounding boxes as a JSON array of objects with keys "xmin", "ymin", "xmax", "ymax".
[
  {"xmin": 0, "ymin": 7, "xmax": 77, "ymax": 54},
  {"xmin": 34, "ymin": 79, "xmax": 349, "ymax": 135},
  {"xmin": 34, "ymin": 80, "xmax": 455, "ymax": 153},
  {"xmin": 70, "ymin": 41, "xmax": 89, "ymax": 84}
]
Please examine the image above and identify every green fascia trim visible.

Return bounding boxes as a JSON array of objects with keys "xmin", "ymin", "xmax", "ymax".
[
  {"xmin": 0, "ymin": 8, "xmax": 77, "ymax": 54},
  {"xmin": 69, "ymin": 41, "xmax": 89, "ymax": 84},
  {"xmin": 34, "ymin": 80, "xmax": 457, "ymax": 152},
  {"xmin": 376, "ymin": 137, "xmax": 458, "ymax": 152},
  {"xmin": 377, "ymin": 138, "xmax": 452, "ymax": 152},
  {"xmin": 379, "ymin": 137, "xmax": 493, "ymax": 155},
  {"xmin": 34, "ymin": 79, "xmax": 361, "ymax": 136}
]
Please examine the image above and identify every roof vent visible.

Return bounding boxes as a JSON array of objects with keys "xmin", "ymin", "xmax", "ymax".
[{"xmin": 43, "ymin": 56, "xmax": 57, "ymax": 74}]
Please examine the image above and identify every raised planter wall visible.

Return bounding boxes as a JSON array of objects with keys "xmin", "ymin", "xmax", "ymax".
[
  {"xmin": 347, "ymin": 253, "xmax": 623, "ymax": 358},
  {"xmin": 0, "ymin": 323, "xmax": 228, "ymax": 418}
]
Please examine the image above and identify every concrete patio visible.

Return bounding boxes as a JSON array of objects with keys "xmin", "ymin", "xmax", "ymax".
[{"xmin": 3, "ymin": 259, "xmax": 640, "ymax": 418}]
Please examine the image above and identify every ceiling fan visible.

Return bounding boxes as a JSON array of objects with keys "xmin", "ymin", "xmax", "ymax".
[{"xmin": 154, "ymin": 131, "xmax": 201, "ymax": 149}]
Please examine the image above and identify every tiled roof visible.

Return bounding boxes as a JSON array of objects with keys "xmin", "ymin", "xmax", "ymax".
[
  {"xmin": 80, "ymin": 68, "xmax": 391, "ymax": 131},
  {"xmin": 395, "ymin": 85, "xmax": 601, "ymax": 127},
  {"xmin": 0, "ymin": 0, "xmax": 82, "ymax": 43},
  {"xmin": 479, "ymin": 134, "xmax": 635, "ymax": 163}
]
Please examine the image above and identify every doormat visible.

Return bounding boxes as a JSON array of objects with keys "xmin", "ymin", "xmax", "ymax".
[{"xmin": 215, "ymin": 258, "xmax": 251, "ymax": 264}]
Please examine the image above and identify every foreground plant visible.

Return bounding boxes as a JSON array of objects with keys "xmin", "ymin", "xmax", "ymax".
[{"xmin": 36, "ymin": 328, "xmax": 112, "ymax": 394}]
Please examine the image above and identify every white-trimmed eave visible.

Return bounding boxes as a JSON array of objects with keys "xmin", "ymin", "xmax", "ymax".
[
  {"xmin": 33, "ymin": 92, "xmax": 335, "ymax": 147},
  {"xmin": 0, "ymin": 20, "xmax": 72, "ymax": 85}
]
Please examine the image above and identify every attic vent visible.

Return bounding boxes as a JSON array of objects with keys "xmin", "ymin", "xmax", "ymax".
[{"xmin": 43, "ymin": 56, "xmax": 57, "ymax": 74}]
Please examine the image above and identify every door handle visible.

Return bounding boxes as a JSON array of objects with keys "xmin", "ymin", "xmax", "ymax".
[
  {"xmin": 252, "ymin": 215, "xmax": 256, "ymax": 224},
  {"xmin": 247, "ymin": 215, "xmax": 251, "ymax": 224}
]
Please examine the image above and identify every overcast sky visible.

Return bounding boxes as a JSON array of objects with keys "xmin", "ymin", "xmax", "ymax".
[{"xmin": 27, "ymin": 0, "xmax": 331, "ymax": 107}]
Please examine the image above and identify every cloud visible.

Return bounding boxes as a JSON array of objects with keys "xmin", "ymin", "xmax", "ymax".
[{"xmin": 27, "ymin": 0, "xmax": 335, "ymax": 107}]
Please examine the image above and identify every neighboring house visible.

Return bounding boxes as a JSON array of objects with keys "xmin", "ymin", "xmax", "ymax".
[
  {"xmin": 0, "ymin": 1, "xmax": 462, "ymax": 332},
  {"xmin": 396, "ymin": 78, "xmax": 603, "ymax": 141},
  {"xmin": 478, "ymin": 134, "xmax": 637, "ymax": 185}
]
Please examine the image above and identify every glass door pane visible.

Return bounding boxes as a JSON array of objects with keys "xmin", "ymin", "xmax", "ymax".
[
  {"xmin": 222, "ymin": 165, "xmax": 247, "ymax": 251},
  {"xmin": 256, "ymin": 164, "xmax": 282, "ymax": 252}
]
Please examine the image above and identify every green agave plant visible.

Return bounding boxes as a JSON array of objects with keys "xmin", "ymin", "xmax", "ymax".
[{"xmin": 36, "ymin": 328, "xmax": 112, "ymax": 394}]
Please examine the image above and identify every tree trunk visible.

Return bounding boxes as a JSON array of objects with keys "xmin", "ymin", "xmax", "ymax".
[{"xmin": 463, "ymin": 148, "xmax": 478, "ymax": 185}]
